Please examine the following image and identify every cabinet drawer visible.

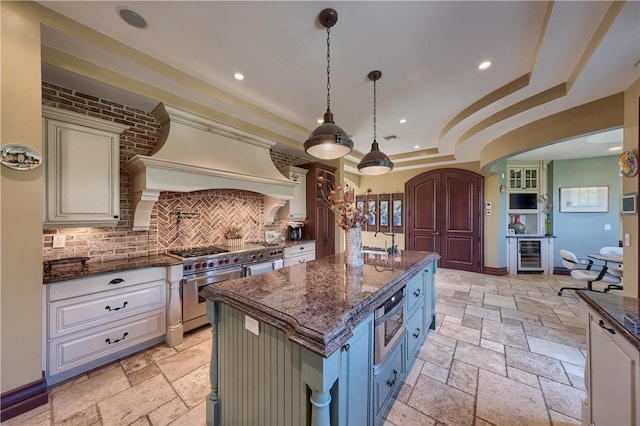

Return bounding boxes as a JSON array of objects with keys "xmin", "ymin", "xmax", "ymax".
[
  {"xmin": 48, "ymin": 309, "xmax": 166, "ymax": 376},
  {"xmin": 406, "ymin": 303, "xmax": 426, "ymax": 362},
  {"xmin": 373, "ymin": 340, "xmax": 405, "ymax": 417},
  {"xmin": 48, "ymin": 267, "xmax": 166, "ymax": 301},
  {"xmin": 283, "ymin": 252, "xmax": 316, "ymax": 267},
  {"xmin": 284, "ymin": 242, "xmax": 316, "ymax": 258},
  {"xmin": 49, "ymin": 280, "xmax": 166, "ymax": 338},
  {"xmin": 406, "ymin": 274, "xmax": 424, "ymax": 315}
]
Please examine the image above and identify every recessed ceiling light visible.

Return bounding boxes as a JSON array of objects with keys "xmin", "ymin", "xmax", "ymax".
[
  {"xmin": 609, "ymin": 146, "xmax": 623, "ymax": 151},
  {"xmin": 478, "ymin": 60, "xmax": 492, "ymax": 70},
  {"xmin": 234, "ymin": 73, "xmax": 244, "ymax": 81},
  {"xmin": 399, "ymin": 119, "xmax": 407, "ymax": 124},
  {"xmin": 414, "ymin": 145, "xmax": 420, "ymax": 149},
  {"xmin": 117, "ymin": 7, "xmax": 148, "ymax": 29}
]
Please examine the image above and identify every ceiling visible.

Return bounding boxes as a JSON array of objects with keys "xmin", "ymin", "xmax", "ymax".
[{"xmin": 37, "ymin": 1, "xmax": 639, "ymax": 173}]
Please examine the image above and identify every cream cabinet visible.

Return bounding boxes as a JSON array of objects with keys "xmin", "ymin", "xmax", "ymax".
[
  {"xmin": 508, "ymin": 166, "xmax": 539, "ymax": 191},
  {"xmin": 582, "ymin": 302, "xmax": 640, "ymax": 426},
  {"xmin": 283, "ymin": 241, "xmax": 316, "ymax": 267},
  {"xmin": 42, "ymin": 106, "xmax": 128, "ymax": 228},
  {"xmin": 45, "ymin": 267, "xmax": 170, "ymax": 385},
  {"xmin": 277, "ymin": 165, "xmax": 308, "ymax": 221}
]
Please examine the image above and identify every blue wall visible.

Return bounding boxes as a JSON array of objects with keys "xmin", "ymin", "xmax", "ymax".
[{"xmin": 551, "ymin": 155, "xmax": 622, "ymax": 266}]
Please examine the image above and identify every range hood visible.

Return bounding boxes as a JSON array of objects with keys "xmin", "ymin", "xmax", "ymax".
[{"xmin": 125, "ymin": 103, "xmax": 297, "ymax": 230}]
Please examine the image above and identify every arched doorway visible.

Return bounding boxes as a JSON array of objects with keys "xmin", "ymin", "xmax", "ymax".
[{"xmin": 406, "ymin": 168, "xmax": 483, "ymax": 272}]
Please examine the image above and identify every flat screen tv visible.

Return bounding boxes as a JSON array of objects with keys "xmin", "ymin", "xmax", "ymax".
[{"xmin": 509, "ymin": 193, "xmax": 538, "ymax": 210}]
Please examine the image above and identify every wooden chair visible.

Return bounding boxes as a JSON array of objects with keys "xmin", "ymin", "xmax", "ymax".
[{"xmin": 557, "ymin": 249, "xmax": 621, "ymax": 296}]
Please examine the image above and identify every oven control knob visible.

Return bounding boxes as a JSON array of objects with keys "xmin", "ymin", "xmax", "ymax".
[
  {"xmin": 218, "ymin": 260, "xmax": 224, "ymax": 265},
  {"xmin": 251, "ymin": 255, "xmax": 257, "ymax": 260},
  {"xmin": 234, "ymin": 257, "xmax": 239, "ymax": 262},
  {"xmin": 259, "ymin": 253, "xmax": 263, "ymax": 259},
  {"xmin": 195, "ymin": 264, "xmax": 201, "ymax": 269},
  {"xmin": 202, "ymin": 263, "xmax": 208, "ymax": 268},
  {"xmin": 224, "ymin": 258, "xmax": 229, "ymax": 264},
  {"xmin": 208, "ymin": 262, "xmax": 214, "ymax": 267}
]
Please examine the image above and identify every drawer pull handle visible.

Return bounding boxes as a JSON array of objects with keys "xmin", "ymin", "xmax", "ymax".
[
  {"xmin": 105, "ymin": 301, "xmax": 128, "ymax": 312},
  {"xmin": 108, "ymin": 278, "xmax": 125, "ymax": 285},
  {"xmin": 300, "ymin": 247, "xmax": 305, "ymax": 250},
  {"xmin": 413, "ymin": 328, "xmax": 421, "ymax": 338},
  {"xmin": 386, "ymin": 369, "xmax": 398, "ymax": 388},
  {"xmin": 105, "ymin": 332, "xmax": 128, "ymax": 345},
  {"xmin": 413, "ymin": 288, "xmax": 421, "ymax": 297},
  {"xmin": 298, "ymin": 259, "xmax": 305, "ymax": 263},
  {"xmin": 598, "ymin": 319, "xmax": 616, "ymax": 334},
  {"xmin": 342, "ymin": 343, "xmax": 350, "ymax": 352}
]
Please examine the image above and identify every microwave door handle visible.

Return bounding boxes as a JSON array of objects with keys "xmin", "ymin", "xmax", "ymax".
[{"xmin": 374, "ymin": 301, "xmax": 404, "ymax": 327}]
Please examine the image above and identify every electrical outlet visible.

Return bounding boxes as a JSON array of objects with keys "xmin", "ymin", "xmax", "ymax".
[
  {"xmin": 604, "ymin": 224, "xmax": 611, "ymax": 231},
  {"xmin": 53, "ymin": 235, "xmax": 66, "ymax": 248},
  {"xmin": 485, "ymin": 210, "xmax": 492, "ymax": 216},
  {"xmin": 625, "ymin": 233, "xmax": 631, "ymax": 246}
]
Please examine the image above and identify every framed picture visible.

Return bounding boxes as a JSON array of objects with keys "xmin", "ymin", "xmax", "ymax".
[
  {"xmin": 559, "ymin": 186, "xmax": 609, "ymax": 213},
  {"xmin": 378, "ymin": 194, "xmax": 390, "ymax": 232},
  {"xmin": 392, "ymin": 193, "xmax": 403, "ymax": 233},
  {"xmin": 367, "ymin": 199, "xmax": 377, "ymax": 228}
]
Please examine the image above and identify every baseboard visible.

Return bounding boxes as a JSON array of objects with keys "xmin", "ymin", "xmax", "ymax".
[
  {"xmin": 0, "ymin": 372, "xmax": 48, "ymax": 422},
  {"xmin": 483, "ymin": 266, "xmax": 508, "ymax": 276},
  {"xmin": 554, "ymin": 267, "xmax": 571, "ymax": 275}
]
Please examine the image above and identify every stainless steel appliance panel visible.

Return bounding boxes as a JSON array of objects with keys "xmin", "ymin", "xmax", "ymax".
[
  {"xmin": 181, "ymin": 265, "xmax": 242, "ymax": 332},
  {"xmin": 374, "ymin": 287, "xmax": 406, "ymax": 364}
]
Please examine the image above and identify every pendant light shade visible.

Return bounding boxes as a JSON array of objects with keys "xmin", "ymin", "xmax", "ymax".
[
  {"xmin": 304, "ymin": 8, "xmax": 354, "ymax": 160},
  {"xmin": 358, "ymin": 70, "xmax": 393, "ymax": 175}
]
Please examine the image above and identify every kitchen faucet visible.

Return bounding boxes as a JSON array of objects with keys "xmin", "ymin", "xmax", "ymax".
[{"xmin": 374, "ymin": 231, "xmax": 398, "ymax": 255}]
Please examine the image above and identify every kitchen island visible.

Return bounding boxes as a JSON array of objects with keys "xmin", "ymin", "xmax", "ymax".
[{"xmin": 200, "ymin": 250, "xmax": 439, "ymax": 426}]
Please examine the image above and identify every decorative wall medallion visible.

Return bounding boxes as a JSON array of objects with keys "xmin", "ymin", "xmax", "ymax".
[
  {"xmin": 618, "ymin": 150, "xmax": 638, "ymax": 177},
  {"xmin": 499, "ymin": 184, "xmax": 507, "ymax": 194},
  {"xmin": 0, "ymin": 143, "xmax": 42, "ymax": 170}
]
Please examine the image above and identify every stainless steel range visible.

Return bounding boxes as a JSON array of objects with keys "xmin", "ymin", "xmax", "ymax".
[{"xmin": 169, "ymin": 243, "xmax": 284, "ymax": 332}]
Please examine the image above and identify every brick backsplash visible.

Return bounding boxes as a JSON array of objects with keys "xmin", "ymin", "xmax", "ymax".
[{"xmin": 42, "ymin": 82, "xmax": 296, "ymax": 262}]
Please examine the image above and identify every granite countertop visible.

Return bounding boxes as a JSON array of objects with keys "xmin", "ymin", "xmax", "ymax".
[
  {"xmin": 200, "ymin": 250, "xmax": 439, "ymax": 357},
  {"xmin": 577, "ymin": 290, "xmax": 640, "ymax": 350},
  {"xmin": 43, "ymin": 254, "xmax": 182, "ymax": 284}
]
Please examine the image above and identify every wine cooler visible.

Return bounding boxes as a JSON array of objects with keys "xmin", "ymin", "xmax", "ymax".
[{"xmin": 518, "ymin": 239, "xmax": 543, "ymax": 272}]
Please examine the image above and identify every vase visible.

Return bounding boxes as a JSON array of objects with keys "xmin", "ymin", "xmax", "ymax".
[
  {"xmin": 508, "ymin": 214, "xmax": 526, "ymax": 234},
  {"xmin": 344, "ymin": 227, "xmax": 364, "ymax": 267},
  {"xmin": 545, "ymin": 214, "xmax": 552, "ymax": 236}
]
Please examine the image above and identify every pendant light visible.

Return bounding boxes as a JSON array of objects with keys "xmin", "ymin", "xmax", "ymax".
[
  {"xmin": 304, "ymin": 8, "xmax": 354, "ymax": 160},
  {"xmin": 358, "ymin": 70, "xmax": 394, "ymax": 175}
]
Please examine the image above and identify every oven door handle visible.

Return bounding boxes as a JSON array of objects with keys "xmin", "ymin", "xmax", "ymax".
[
  {"xmin": 374, "ymin": 300, "xmax": 404, "ymax": 327},
  {"xmin": 184, "ymin": 269, "xmax": 243, "ymax": 286}
]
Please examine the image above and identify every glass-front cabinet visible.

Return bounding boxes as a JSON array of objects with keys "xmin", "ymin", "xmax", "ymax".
[{"xmin": 508, "ymin": 166, "xmax": 539, "ymax": 191}]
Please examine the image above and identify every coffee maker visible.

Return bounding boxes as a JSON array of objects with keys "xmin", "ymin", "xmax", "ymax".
[{"xmin": 287, "ymin": 222, "xmax": 303, "ymax": 241}]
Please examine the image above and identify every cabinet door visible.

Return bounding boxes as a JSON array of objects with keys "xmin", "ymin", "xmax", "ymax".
[
  {"xmin": 45, "ymin": 119, "xmax": 120, "ymax": 227},
  {"xmin": 289, "ymin": 169, "xmax": 307, "ymax": 219},
  {"xmin": 339, "ymin": 316, "xmax": 373, "ymax": 426},
  {"xmin": 588, "ymin": 313, "xmax": 638, "ymax": 425}
]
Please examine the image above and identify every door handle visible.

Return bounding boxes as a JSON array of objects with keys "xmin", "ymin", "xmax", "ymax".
[{"xmin": 433, "ymin": 231, "xmax": 440, "ymax": 236}]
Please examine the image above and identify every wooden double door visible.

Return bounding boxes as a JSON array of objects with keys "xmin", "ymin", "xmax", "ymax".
[{"xmin": 406, "ymin": 168, "xmax": 483, "ymax": 272}]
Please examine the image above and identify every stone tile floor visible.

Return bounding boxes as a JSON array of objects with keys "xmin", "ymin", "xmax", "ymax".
[{"xmin": 5, "ymin": 269, "xmax": 597, "ymax": 426}]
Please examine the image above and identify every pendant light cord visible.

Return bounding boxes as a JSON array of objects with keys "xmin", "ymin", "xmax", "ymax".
[
  {"xmin": 326, "ymin": 26, "xmax": 331, "ymax": 113},
  {"xmin": 373, "ymin": 78, "xmax": 377, "ymax": 142}
]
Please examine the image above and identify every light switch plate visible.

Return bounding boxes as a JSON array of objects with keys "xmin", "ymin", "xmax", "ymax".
[
  {"xmin": 604, "ymin": 224, "xmax": 611, "ymax": 231},
  {"xmin": 53, "ymin": 235, "xmax": 66, "ymax": 248},
  {"xmin": 625, "ymin": 233, "xmax": 631, "ymax": 246},
  {"xmin": 485, "ymin": 210, "xmax": 492, "ymax": 216},
  {"xmin": 245, "ymin": 315, "xmax": 259, "ymax": 336}
]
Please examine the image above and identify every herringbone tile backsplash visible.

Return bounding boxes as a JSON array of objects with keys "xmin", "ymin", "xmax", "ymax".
[{"xmin": 157, "ymin": 190, "xmax": 268, "ymax": 249}]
